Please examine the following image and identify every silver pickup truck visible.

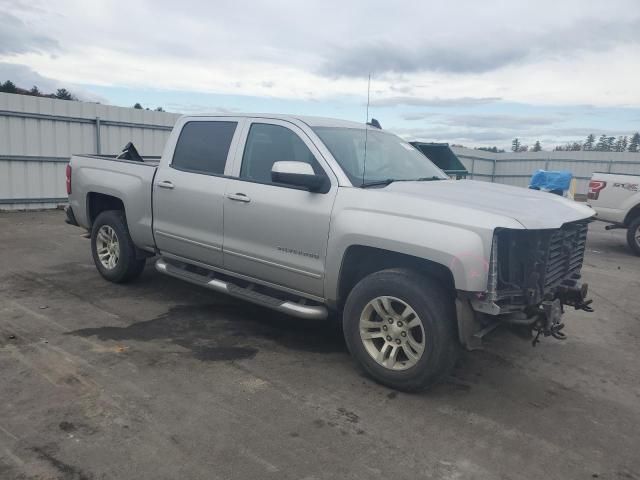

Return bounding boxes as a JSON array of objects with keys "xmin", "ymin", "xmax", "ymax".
[{"xmin": 65, "ymin": 114, "xmax": 595, "ymax": 391}]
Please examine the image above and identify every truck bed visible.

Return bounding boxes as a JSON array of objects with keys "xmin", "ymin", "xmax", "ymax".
[
  {"xmin": 68, "ymin": 154, "xmax": 158, "ymax": 251},
  {"xmin": 73, "ymin": 154, "xmax": 161, "ymax": 167}
]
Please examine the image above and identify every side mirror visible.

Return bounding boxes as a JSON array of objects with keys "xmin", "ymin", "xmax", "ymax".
[{"xmin": 271, "ymin": 161, "xmax": 326, "ymax": 192}]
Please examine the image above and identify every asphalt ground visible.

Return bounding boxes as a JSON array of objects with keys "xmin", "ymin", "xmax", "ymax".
[{"xmin": 1, "ymin": 210, "xmax": 639, "ymax": 480}]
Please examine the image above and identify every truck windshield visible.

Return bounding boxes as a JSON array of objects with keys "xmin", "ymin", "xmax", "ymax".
[{"xmin": 312, "ymin": 127, "xmax": 447, "ymax": 187}]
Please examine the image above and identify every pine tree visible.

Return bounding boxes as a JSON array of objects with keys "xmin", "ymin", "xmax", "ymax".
[
  {"xmin": 583, "ymin": 134, "xmax": 595, "ymax": 151},
  {"xmin": 511, "ymin": 138, "xmax": 521, "ymax": 152},
  {"xmin": 615, "ymin": 136, "xmax": 628, "ymax": 152},
  {"xmin": 29, "ymin": 86, "xmax": 40, "ymax": 96},
  {"xmin": 532, "ymin": 141, "xmax": 542, "ymax": 152},
  {"xmin": 55, "ymin": 88, "xmax": 75, "ymax": 100},
  {"xmin": 477, "ymin": 146, "xmax": 500, "ymax": 153},
  {"xmin": 606, "ymin": 136, "xmax": 616, "ymax": 151},
  {"xmin": 628, "ymin": 133, "xmax": 640, "ymax": 152},
  {"xmin": 596, "ymin": 134, "xmax": 609, "ymax": 151},
  {"xmin": 0, "ymin": 80, "xmax": 17, "ymax": 93}
]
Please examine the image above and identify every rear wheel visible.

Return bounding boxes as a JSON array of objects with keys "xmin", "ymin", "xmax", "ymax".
[
  {"xmin": 627, "ymin": 216, "xmax": 640, "ymax": 256},
  {"xmin": 91, "ymin": 210, "xmax": 146, "ymax": 283},
  {"xmin": 342, "ymin": 268, "xmax": 457, "ymax": 392}
]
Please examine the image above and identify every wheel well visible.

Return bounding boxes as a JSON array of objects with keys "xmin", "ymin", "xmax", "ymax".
[
  {"xmin": 87, "ymin": 192, "xmax": 125, "ymax": 226},
  {"xmin": 337, "ymin": 245, "xmax": 456, "ymax": 309},
  {"xmin": 624, "ymin": 204, "xmax": 640, "ymax": 226}
]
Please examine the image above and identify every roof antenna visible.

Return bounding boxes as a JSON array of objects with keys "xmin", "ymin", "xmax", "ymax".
[{"xmin": 362, "ymin": 73, "xmax": 371, "ymax": 186}]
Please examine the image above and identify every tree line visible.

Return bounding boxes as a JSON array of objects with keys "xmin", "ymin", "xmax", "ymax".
[
  {"xmin": 133, "ymin": 102, "xmax": 165, "ymax": 112},
  {"xmin": 1, "ymin": 79, "xmax": 166, "ymax": 111},
  {"xmin": 1, "ymin": 79, "xmax": 76, "ymax": 100},
  {"xmin": 511, "ymin": 133, "xmax": 640, "ymax": 153}
]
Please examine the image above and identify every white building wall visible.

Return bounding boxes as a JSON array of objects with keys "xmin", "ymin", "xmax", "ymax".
[
  {"xmin": 3, "ymin": 91, "xmax": 640, "ymax": 208},
  {"xmin": 0, "ymin": 92, "xmax": 180, "ymax": 210},
  {"xmin": 451, "ymin": 146, "xmax": 640, "ymax": 194}
]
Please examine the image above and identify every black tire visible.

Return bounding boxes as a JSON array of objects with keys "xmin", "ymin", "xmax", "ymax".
[
  {"xmin": 627, "ymin": 216, "xmax": 640, "ymax": 256},
  {"xmin": 342, "ymin": 268, "xmax": 457, "ymax": 392},
  {"xmin": 91, "ymin": 210, "xmax": 146, "ymax": 283}
]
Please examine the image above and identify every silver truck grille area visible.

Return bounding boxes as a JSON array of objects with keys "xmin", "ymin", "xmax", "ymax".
[
  {"xmin": 495, "ymin": 219, "xmax": 590, "ymax": 307},
  {"xmin": 543, "ymin": 221, "xmax": 588, "ymax": 289}
]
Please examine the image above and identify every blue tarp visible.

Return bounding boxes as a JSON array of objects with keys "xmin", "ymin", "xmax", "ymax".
[{"xmin": 529, "ymin": 170, "xmax": 573, "ymax": 192}]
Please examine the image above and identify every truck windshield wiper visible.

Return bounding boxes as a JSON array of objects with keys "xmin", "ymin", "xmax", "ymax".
[
  {"xmin": 360, "ymin": 176, "xmax": 445, "ymax": 188},
  {"xmin": 360, "ymin": 179, "xmax": 397, "ymax": 188},
  {"xmin": 413, "ymin": 176, "xmax": 445, "ymax": 181}
]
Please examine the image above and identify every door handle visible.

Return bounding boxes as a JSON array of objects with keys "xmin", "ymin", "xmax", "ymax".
[
  {"xmin": 226, "ymin": 193, "xmax": 251, "ymax": 203},
  {"xmin": 157, "ymin": 181, "xmax": 175, "ymax": 190}
]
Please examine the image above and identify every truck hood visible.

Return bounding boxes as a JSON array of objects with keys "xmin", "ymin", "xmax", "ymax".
[{"xmin": 382, "ymin": 179, "xmax": 594, "ymax": 229}]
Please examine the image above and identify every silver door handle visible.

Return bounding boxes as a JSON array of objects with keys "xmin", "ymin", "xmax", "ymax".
[
  {"xmin": 226, "ymin": 193, "xmax": 251, "ymax": 203},
  {"xmin": 157, "ymin": 181, "xmax": 175, "ymax": 189}
]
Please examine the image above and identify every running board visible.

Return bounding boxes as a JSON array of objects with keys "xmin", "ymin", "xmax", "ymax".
[{"xmin": 155, "ymin": 258, "xmax": 328, "ymax": 320}]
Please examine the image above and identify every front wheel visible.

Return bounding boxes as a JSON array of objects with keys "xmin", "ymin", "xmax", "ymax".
[
  {"xmin": 627, "ymin": 217, "xmax": 640, "ymax": 256},
  {"xmin": 342, "ymin": 269, "xmax": 457, "ymax": 392},
  {"xmin": 91, "ymin": 210, "xmax": 146, "ymax": 283}
]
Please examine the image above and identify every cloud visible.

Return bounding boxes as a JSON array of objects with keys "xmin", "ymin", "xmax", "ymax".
[
  {"xmin": 401, "ymin": 113, "xmax": 434, "ymax": 121},
  {"xmin": 321, "ymin": 42, "xmax": 525, "ymax": 76},
  {"xmin": 2, "ymin": 0, "xmax": 640, "ymax": 112},
  {"xmin": 0, "ymin": 12, "xmax": 59, "ymax": 55},
  {"xmin": 0, "ymin": 62, "xmax": 57, "ymax": 90},
  {"xmin": 393, "ymin": 126, "xmax": 518, "ymax": 144},
  {"xmin": 400, "ymin": 112, "xmax": 557, "ymax": 129},
  {"xmin": 373, "ymin": 96, "xmax": 502, "ymax": 108},
  {"xmin": 390, "ymin": 123, "xmax": 620, "ymax": 150},
  {"xmin": 164, "ymin": 103, "xmax": 241, "ymax": 114},
  {"xmin": 320, "ymin": 15, "xmax": 640, "ymax": 77},
  {"xmin": 0, "ymin": 62, "xmax": 107, "ymax": 103}
]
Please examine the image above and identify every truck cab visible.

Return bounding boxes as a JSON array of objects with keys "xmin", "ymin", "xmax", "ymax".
[{"xmin": 152, "ymin": 116, "xmax": 341, "ymax": 299}]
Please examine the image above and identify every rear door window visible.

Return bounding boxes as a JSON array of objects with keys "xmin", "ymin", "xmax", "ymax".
[{"xmin": 172, "ymin": 121, "xmax": 237, "ymax": 175}]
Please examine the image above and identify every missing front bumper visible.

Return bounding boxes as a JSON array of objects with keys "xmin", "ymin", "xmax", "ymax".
[{"xmin": 456, "ymin": 282, "xmax": 593, "ymax": 350}]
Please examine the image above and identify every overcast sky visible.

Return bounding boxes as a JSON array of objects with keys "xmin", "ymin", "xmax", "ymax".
[{"xmin": 1, "ymin": 0, "xmax": 639, "ymax": 150}]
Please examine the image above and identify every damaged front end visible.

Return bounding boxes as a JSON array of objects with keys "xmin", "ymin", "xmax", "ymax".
[{"xmin": 457, "ymin": 219, "xmax": 594, "ymax": 349}]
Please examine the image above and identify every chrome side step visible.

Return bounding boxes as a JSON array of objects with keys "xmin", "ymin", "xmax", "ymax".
[{"xmin": 155, "ymin": 258, "xmax": 328, "ymax": 320}]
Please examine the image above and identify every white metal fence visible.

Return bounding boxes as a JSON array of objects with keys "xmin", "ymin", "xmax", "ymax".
[
  {"xmin": 0, "ymin": 92, "xmax": 180, "ymax": 210},
  {"xmin": 452, "ymin": 147, "xmax": 640, "ymax": 195},
  {"xmin": 2, "ymin": 91, "xmax": 640, "ymax": 209}
]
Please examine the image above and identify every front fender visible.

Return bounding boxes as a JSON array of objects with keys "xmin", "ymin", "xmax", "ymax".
[{"xmin": 325, "ymin": 208, "xmax": 493, "ymax": 303}]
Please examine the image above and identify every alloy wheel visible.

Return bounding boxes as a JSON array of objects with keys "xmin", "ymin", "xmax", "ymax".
[
  {"xmin": 359, "ymin": 296, "xmax": 426, "ymax": 371},
  {"xmin": 96, "ymin": 225, "xmax": 120, "ymax": 270}
]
